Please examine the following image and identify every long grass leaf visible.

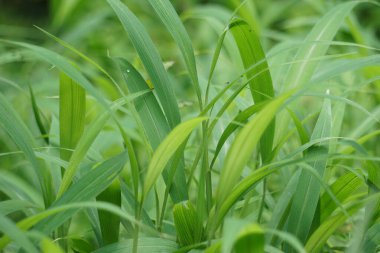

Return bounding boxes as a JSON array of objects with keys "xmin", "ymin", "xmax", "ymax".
[
  {"xmin": 117, "ymin": 58, "xmax": 188, "ymax": 202},
  {"xmin": 215, "ymin": 91, "xmax": 291, "ymax": 209},
  {"xmin": 0, "ymin": 93, "xmax": 53, "ymax": 206},
  {"xmin": 0, "ymin": 214, "xmax": 39, "ymax": 253},
  {"xmin": 36, "ymin": 152, "xmax": 127, "ymax": 234},
  {"xmin": 108, "ymin": 0, "xmax": 181, "ymax": 128},
  {"xmin": 143, "ymin": 117, "xmax": 206, "ymax": 199},
  {"xmin": 146, "ymin": 0, "xmax": 202, "ymax": 108},
  {"xmin": 59, "ymin": 72, "xmax": 86, "ymax": 162},
  {"xmin": 0, "ymin": 39, "xmax": 109, "ymax": 109},
  {"xmin": 284, "ymin": 1, "xmax": 359, "ymax": 88},
  {"xmin": 229, "ymin": 18, "xmax": 275, "ymax": 162},
  {"xmin": 286, "ymin": 92, "xmax": 332, "ymax": 244}
]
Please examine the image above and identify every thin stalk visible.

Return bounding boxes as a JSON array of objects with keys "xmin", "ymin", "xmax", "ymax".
[{"xmin": 257, "ymin": 179, "xmax": 266, "ymax": 223}]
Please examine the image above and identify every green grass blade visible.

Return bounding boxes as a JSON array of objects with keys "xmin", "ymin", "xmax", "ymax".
[
  {"xmin": 0, "ymin": 201, "xmax": 157, "ymax": 249},
  {"xmin": 363, "ymin": 223, "xmax": 380, "ymax": 253},
  {"xmin": 36, "ymin": 26, "xmax": 124, "ymax": 96},
  {"xmin": 210, "ymin": 102, "xmax": 267, "ymax": 169},
  {"xmin": 285, "ymin": 93, "xmax": 332, "ymax": 244},
  {"xmin": 108, "ymin": 0, "xmax": 181, "ymax": 128},
  {"xmin": 173, "ymin": 200, "xmax": 204, "ymax": 247},
  {"xmin": 40, "ymin": 238, "xmax": 65, "ymax": 253},
  {"xmin": 233, "ymin": 224, "xmax": 264, "ymax": 253},
  {"xmin": 284, "ymin": 1, "xmax": 359, "ymax": 88},
  {"xmin": 36, "ymin": 152, "xmax": 127, "ymax": 235},
  {"xmin": 0, "ymin": 214, "xmax": 39, "ymax": 253},
  {"xmin": 305, "ymin": 196, "xmax": 378, "ymax": 253},
  {"xmin": 57, "ymin": 112, "xmax": 111, "ymax": 198},
  {"xmin": 57, "ymin": 92, "xmax": 147, "ymax": 197},
  {"xmin": 117, "ymin": 58, "xmax": 188, "ymax": 202},
  {"xmin": 59, "ymin": 72, "xmax": 86, "ymax": 162},
  {"xmin": 143, "ymin": 117, "xmax": 206, "ymax": 200},
  {"xmin": 229, "ymin": 18, "xmax": 275, "ymax": 162},
  {"xmin": 146, "ymin": 0, "xmax": 202, "ymax": 108},
  {"xmin": 0, "ymin": 171, "xmax": 43, "ymax": 208},
  {"xmin": 92, "ymin": 238, "xmax": 178, "ymax": 253},
  {"xmin": 215, "ymin": 91, "xmax": 291, "ymax": 210},
  {"xmin": 0, "ymin": 93, "xmax": 53, "ymax": 207},
  {"xmin": 0, "ymin": 39, "xmax": 109, "ymax": 109},
  {"xmin": 116, "ymin": 58, "xmax": 170, "ymax": 150},
  {"xmin": 320, "ymin": 172, "xmax": 365, "ymax": 221},
  {"xmin": 28, "ymin": 84, "xmax": 49, "ymax": 144},
  {"xmin": 0, "ymin": 200, "xmax": 37, "ymax": 216},
  {"xmin": 96, "ymin": 179, "xmax": 121, "ymax": 245}
]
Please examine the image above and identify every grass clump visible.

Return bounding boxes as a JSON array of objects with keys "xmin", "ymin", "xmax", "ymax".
[{"xmin": 0, "ymin": 0, "xmax": 379, "ymax": 252}]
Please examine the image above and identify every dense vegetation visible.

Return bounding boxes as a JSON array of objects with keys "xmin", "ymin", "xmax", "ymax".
[{"xmin": 0, "ymin": 0, "xmax": 380, "ymax": 252}]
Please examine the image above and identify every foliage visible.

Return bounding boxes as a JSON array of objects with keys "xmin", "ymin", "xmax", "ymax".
[{"xmin": 0, "ymin": 0, "xmax": 379, "ymax": 252}]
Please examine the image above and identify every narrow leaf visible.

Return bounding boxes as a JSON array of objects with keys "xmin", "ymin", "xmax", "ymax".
[{"xmin": 143, "ymin": 117, "xmax": 206, "ymax": 199}]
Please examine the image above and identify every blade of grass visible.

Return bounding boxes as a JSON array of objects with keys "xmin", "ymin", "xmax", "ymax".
[
  {"xmin": 57, "ymin": 91, "xmax": 148, "ymax": 197},
  {"xmin": 173, "ymin": 200, "xmax": 204, "ymax": 247},
  {"xmin": 117, "ymin": 58, "xmax": 188, "ymax": 202},
  {"xmin": 59, "ymin": 72, "xmax": 86, "ymax": 162},
  {"xmin": 233, "ymin": 224, "xmax": 264, "ymax": 253},
  {"xmin": 0, "ymin": 214, "xmax": 39, "ymax": 253},
  {"xmin": 0, "ymin": 93, "xmax": 54, "ymax": 207},
  {"xmin": 146, "ymin": 0, "xmax": 202, "ymax": 109},
  {"xmin": 92, "ymin": 238, "xmax": 178, "ymax": 253},
  {"xmin": 142, "ymin": 117, "xmax": 207, "ymax": 200},
  {"xmin": 28, "ymin": 84, "xmax": 49, "ymax": 144},
  {"xmin": 108, "ymin": 0, "xmax": 181, "ymax": 128},
  {"xmin": 214, "ymin": 91, "xmax": 291, "ymax": 211},
  {"xmin": 285, "ymin": 92, "xmax": 332, "ymax": 245},
  {"xmin": 320, "ymin": 172, "xmax": 365, "ymax": 221},
  {"xmin": 305, "ymin": 194, "xmax": 380, "ymax": 253},
  {"xmin": 284, "ymin": 1, "xmax": 360, "ymax": 89},
  {"xmin": 0, "ymin": 39, "xmax": 109, "ymax": 110},
  {"xmin": 229, "ymin": 18, "xmax": 275, "ymax": 163},
  {"xmin": 36, "ymin": 152, "xmax": 127, "ymax": 235},
  {"xmin": 96, "ymin": 179, "xmax": 121, "ymax": 245}
]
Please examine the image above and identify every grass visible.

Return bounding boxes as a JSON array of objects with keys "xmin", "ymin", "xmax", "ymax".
[{"xmin": 0, "ymin": 0, "xmax": 380, "ymax": 252}]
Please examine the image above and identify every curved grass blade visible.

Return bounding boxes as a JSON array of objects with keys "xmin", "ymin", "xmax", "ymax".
[
  {"xmin": 210, "ymin": 102, "xmax": 267, "ymax": 169},
  {"xmin": 0, "ymin": 200, "xmax": 38, "ymax": 216},
  {"xmin": 229, "ymin": 18, "xmax": 275, "ymax": 162},
  {"xmin": 0, "ymin": 201, "xmax": 161, "ymax": 249},
  {"xmin": 0, "ymin": 214, "xmax": 39, "ymax": 253},
  {"xmin": 0, "ymin": 171, "xmax": 43, "ymax": 208},
  {"xmin": 28, "ymin": 84, "xmax": 49, "ymax": 144},
  {"xmin": 108, "ymin": 0, "xmax": 181, "ymax": 128},
  {"xmin": 285, "ymin": 93, "xmax": 332, "ymax": 244},
  {"xmin": 305, "ymin": 195, "xmax": 380, "ymax": 253},
  {"xmin": 214, "ymin": 91, "xmax": 291, "ymax": 210},
  {"xmin": 284, "ymin": 1, "xmax": 360, "ymax": 89},
  {"xmin": 320, "ymin": 172, "xmax": 365, "ymax": 221},
  {"xmin": 36, "ymin": 152, "xmax": 127, "ymax": 234},
  {"xmin": 146, "ymin": 0, "xmax": 202, "ymax": 108},
  {"xmin": 57, "ymin": 92, "xmax": 147, "ymax": 197},
  {"xmin": 143, "ymin": 117, "xmax": 206, "ymax": 199},
  {"xmin": 0, "ymin": 93, "xmax": 53, "ymax": 207},
  {"xmin": 0, "ymin": 39, "xmax": 109, "ymax": 109},
  {"xmin": 173, "ymin": 200, "xmax": 204, "ymax": 247},
  {"xmin": 92, "ymin": 238, "xmax": 178, "ymax": 253},
  {"xmin": 233, "ymin": 224, "xmax": 264, "ymax": 253},
  {"xmin": 117, "ymin": 58, "xmax": 188, "ymax": 202}
]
